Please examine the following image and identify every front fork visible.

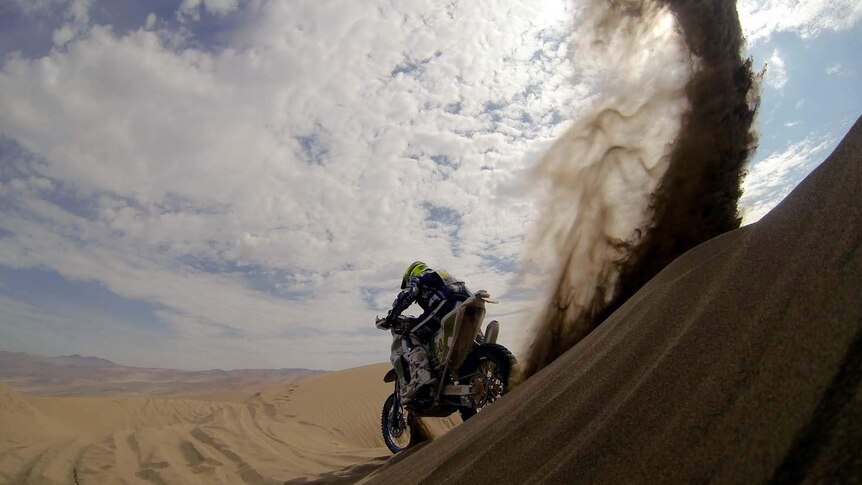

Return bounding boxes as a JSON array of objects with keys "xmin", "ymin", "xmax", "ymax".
[
  {"xmin": 390, "ymin": 382, "xmax": 403, "ymax": 427},
  {"xmin": 391, "ymin": 333, "xmax": 408, "ymax": 384}
]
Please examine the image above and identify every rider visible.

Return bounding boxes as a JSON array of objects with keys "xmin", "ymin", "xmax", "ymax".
[{"xmin": 385, "ymin": 261, "xmax": 472, "ymax": 401}]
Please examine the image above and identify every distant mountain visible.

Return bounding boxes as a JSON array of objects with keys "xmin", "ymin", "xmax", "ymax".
[
  {"xmin": 53, "ymin": 354, "xmax": 117, "ymax": 367},
  {"xmin": 0, "ymin": 351, "xmax": 325, "ymax": 397}
]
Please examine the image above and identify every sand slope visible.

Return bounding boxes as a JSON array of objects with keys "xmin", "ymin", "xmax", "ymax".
[
  {"xmin": 362, "ymin": 117, "xmax": 862, "ymax": 483},
  {"xmin": 0, "ymin": 363, "xmax": 455, "ymax": 484}
]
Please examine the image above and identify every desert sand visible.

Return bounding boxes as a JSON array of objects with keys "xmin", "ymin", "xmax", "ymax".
[
  {"xmin": 361, "ymin": 117, "xmax": 862, "ymax": 483},
  {"xmin": 0, "ymin": 363, "xmax": 457, "ymax": 484}
]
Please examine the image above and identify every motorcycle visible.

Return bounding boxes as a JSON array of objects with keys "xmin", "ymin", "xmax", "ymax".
[{"xmin": 375, "ymin": 290, "xmax": 516, "ymax": 453}]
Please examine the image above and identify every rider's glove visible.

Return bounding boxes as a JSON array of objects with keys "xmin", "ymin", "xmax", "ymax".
[
  {"xmin": 387, "ymin": 313, "xmax": 409, "ymax": 334},
  {"xmin": 385, "ymin": 311, "xmax": 398, "ymax": 329}
]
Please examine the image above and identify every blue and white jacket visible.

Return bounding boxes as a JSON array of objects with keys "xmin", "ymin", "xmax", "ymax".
[{"xmin": 387, "ymin": 269, "xmax": 471, "ymax": 323}]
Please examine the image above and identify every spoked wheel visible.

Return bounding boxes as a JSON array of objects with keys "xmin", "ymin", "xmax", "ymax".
[
  {"xmin": 381, "ymin": 393, "xmax": 415, "ymax": 453},
  {"xmin": 458, "ymin": 344, "xmax": 514, "ymax": 421}
]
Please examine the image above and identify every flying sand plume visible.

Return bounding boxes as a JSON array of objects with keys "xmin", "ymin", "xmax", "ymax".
[{"xmin": 521, "ymin": 0, "xmax": 759, "ymax": 379}]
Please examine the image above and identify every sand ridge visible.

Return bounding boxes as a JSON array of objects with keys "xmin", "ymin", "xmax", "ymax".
[{"xmin": 0, "ymin": 363, "xmax": 457, "ymax": 484}]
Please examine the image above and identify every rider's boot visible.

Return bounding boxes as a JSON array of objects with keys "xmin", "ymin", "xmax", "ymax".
[{"xmin": 401, "ymin": 346, "xmax": 437, "ymax": 404}]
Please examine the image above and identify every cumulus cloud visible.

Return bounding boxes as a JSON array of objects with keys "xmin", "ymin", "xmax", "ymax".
[
  {"xmin": 737, "ymin": 0, "xmax": 862, "ymax": 44},
  {"xmin": 740, "ymin": 135, "xmax": 834, "ymax": 224},
  {"xmin": 0, "ymin": 0, "xmax": 576, "ymax": 369},
  {"xmin": 826, "ymin": 63, "xmax": 852, "ymax": 76},
  {"xmin": 766, "ymin": 49, "xmax": 788, "ymax": 90},
  {"xmin": 51, "ymin": 0, "xmax": 92, "ymax": 47}
]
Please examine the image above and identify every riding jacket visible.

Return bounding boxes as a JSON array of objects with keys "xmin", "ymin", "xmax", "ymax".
[{"xmin": 386, "ymin": 269, "xmax": 471, "ymax": 332}]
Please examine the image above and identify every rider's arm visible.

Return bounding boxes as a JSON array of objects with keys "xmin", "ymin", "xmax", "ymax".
[{"xmin": 387, "ymin": 277, "xmax": 419, "ymax": 322}]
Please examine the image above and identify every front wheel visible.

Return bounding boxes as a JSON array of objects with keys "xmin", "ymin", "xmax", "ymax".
[
  {"xmin": 381, "ymin": 393, "xmax": 417, "ymax": 453},
  {"xmin": 458, "ymin": 344, "xmax": 515, "ymax": 421}
]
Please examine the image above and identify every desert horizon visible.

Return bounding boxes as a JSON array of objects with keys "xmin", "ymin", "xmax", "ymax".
[{"xmin": 0, "ymin": 350, "xmax": 325, "ymax": 398}]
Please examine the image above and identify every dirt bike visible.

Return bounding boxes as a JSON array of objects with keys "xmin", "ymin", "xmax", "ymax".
[{"xmin": 375, "ymin": 290, "xmax": 516, "ymax": 453}]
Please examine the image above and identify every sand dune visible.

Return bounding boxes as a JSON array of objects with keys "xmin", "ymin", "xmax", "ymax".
[
  {"xmin": 0, "ymin": 363, "xmax": 456, "ymax": 484},
  {"xmin": 361, "ymin": 117, "xmax": 862, "ymax": 483}
]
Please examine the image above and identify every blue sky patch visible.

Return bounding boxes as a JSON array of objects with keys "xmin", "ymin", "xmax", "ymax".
[
  {"xmin": 748, "ymin": 24, "xmax": 862, "ymax": 160},
  {"xmin": 423, "ymin": 203, "xmax": 462, "ymax": 228},
  {"xmin": 0, "ymin": 0, "xmax": 249, "ymax": 61},
  {"xmin": 296, "ymin": 133, "xmax": 330, "ymax": 167},
  {"xmin": 390, "ymin": 51, "xmax": 442, "ymax": 78},
  {"xmin": 444, "ymin": 102, "xmax": 462, "ymax": 114},
  {"xmin": 430, "ymin": 154, "xmax": 458, "ymax": 168},
  {"xmin": 0, "ymin": 265, "xmax": 169, "ymax": 333}
]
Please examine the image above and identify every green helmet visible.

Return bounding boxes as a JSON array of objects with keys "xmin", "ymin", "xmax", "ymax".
[{"xmin": 401, "ymin": 261, "xmax": 428, "ymax": 289}]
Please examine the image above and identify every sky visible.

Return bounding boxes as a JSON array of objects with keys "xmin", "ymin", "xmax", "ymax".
[{"xmin": 0, "ymin": 0, "xmax": 859, "ymax": 371}]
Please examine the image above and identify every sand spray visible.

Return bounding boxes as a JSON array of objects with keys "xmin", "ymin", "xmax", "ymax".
[{"xmin": 518, "ymin": 0, "xmax": 759, "ymax": 380}]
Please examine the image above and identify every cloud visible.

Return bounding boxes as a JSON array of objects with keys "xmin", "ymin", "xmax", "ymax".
[
  {"xmin": 740, "ymin": 134, "xmax": 834, "ymax": 224},
  {"xmin": 766, "ymin": 49, "xmax": 788, "ymax": 90},
  {"xmin": 737, "ymin": 0, "xmax": 862, "ymax": 44},
  {"xmin": 826, "ymin": 63, "xmax": 852, "ymax": 76},
  {"xmin": 0, "ymin": 0, "xmax": 576, "ymax": 369},
  {"xmin": 51, "ymin": 0, "xmax": 92, "ymax": 48}
]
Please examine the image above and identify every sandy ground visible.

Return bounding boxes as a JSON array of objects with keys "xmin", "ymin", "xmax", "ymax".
[
  {"xmin": 361, "ymin": 118, "xmax": 862, "ymax": 483},
  {"xmin": 0, "ymin": 363, "xmax": 458, "ymax": 484}
]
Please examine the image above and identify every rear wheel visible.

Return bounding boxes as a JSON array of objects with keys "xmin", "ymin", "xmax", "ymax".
[
  {"xmin": 381, "ymin": 393, "xmax": 415, "ymax": 453},
  {"xmin": 458, "ymin": 344, "xmax": 515, "ymax": 421}
]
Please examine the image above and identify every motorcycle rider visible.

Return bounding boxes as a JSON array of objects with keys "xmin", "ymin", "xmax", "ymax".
[{"xmin": 384, "ymin": 261, "xmax": 472, "ymax": 402}]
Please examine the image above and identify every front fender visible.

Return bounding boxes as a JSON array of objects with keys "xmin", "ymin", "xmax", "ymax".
[{"xmin": 383, "ymin": 368, "xmax": 397, "ymax": 383}]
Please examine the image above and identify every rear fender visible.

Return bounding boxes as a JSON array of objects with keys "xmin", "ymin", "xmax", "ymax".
[{"xmin": 474, "ymin": 289, "xmax": 499, "ymax": 304}]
